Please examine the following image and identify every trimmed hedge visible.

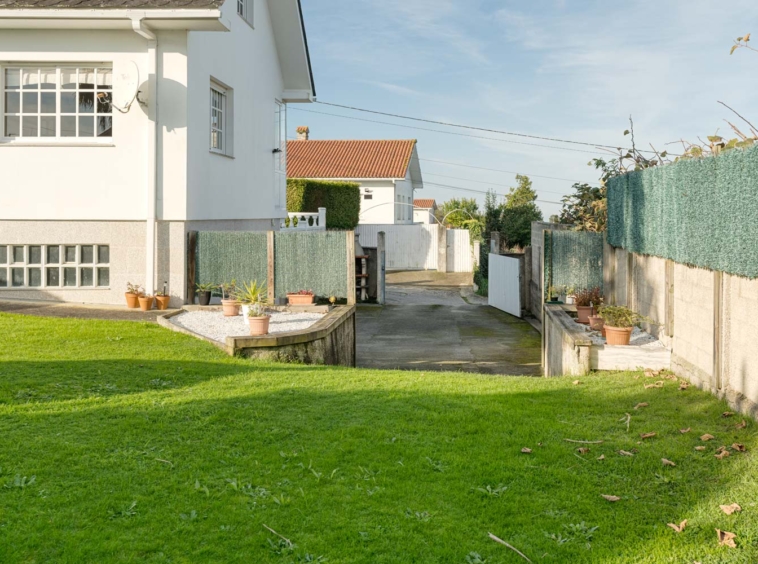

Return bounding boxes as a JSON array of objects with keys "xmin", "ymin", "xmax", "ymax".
[
  {"xmin": 287, "ymin": 179, "xmax": 361, "ymax": 230},
  {"xmin": 607, "ymin": 144, "xmax": 758, "ymax": 278}
]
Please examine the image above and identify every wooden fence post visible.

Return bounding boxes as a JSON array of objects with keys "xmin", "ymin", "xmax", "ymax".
[
  {"xmin": 186, "ymin": 231, "xmax": 197, "ymax": 305},
  {"xmin": 377, "ymin": 231, "xmax": 386, "ymax": 305},
  {"xmin": 267, "ymin": 231, "xmax": 275, "ymax": 304},
  {"xmin": 347, "ymin": 231, "xmax": 356, "ymax": 305}
]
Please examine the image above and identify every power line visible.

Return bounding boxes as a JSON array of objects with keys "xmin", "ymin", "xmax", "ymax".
[
  {"xmin": 420, "ymin": 158, "xmax": 593, "ymax": 184},
  {"xmin": 424, "ymin": 181, "xmax": 563, "ymax": 205},
  {"xmin": 424, "ymin": 173, "xmax": 570, "ymax": 197},
  {"xmin": 289, "ymin": 107, "xmax": 604, "ymax": 156},
  {"xmin": 316, "ymin": 100, "xmax": 651, "ymax": 154}
]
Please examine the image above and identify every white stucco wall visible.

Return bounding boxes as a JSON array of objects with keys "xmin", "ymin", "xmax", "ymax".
[
  {"xmin": 394, "ymin": 171, "xmax": 415, "ymax": 225},
  {"xmin": 0, "ymin": 30, "xmax": 152, "ymax": 221},
  {"xmin": 355, "ymin": 171, "xmax": 416, "ymax": 225},
  {"xmin": 414, "ymin": 208, "xmax": 434, "ymax": 224},
  {"xmin": 186, "ymin": 0, "xmax": 286, "ymax": 223}
]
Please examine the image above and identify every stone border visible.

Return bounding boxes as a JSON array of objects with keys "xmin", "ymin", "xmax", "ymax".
[{"xmin": 157, "ymin": 305, "xmax": 356, "ymax": 366}]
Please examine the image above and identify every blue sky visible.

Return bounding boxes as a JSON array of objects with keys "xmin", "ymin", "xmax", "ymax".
[{"xmin": 295, "ymin": 0, "xmax": 758, "ymax": 218}]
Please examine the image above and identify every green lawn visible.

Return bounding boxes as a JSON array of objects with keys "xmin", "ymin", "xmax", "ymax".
[{"xmin": 0, "ymin": 313, "xmax": 757, "ymax": 563}]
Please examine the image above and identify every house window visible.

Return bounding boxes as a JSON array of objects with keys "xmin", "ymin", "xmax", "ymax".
[
  {"xmin": 210, "ymin": 84, "xmax": 226, "ymax": 153},
  {"xmin": 3, "ymin": 66, "xmax": 112, "ymax": 139},
  {"xmin": 237, "ymin": 0, "xmax": 254, "ymax": 26},
  {"xmin": 0, "ymin": 244, "xmax": 110, "ymax": 289},
  {"xmin": 363, "ymin": 194, "xmax": 373, "ymax": 200}
]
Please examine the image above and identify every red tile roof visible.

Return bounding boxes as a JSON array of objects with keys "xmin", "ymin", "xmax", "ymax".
[
  {"xmin": 287, "ymin": 139, "xmax": 416, "ymax": 179},
  {"xmin": 414, "ymin": 199, "xmax": 436, "ymax": 209}
]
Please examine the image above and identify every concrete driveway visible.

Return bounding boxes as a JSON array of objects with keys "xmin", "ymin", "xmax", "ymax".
[{"xmin": 356, "ymin": 285, "xmax": 542, "ymax": 375}]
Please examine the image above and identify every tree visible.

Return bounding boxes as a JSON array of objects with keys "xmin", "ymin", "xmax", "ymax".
[
  {"xmin": 500, "ymin": 175, "xmax": 543, "ymax": 248},
  {"xmin": 559, "ymin": 182, "xmax": 607, "ymax": 232},
  {"xmin": 437, "ymin": 198, "xmax": 482, "ymax": 242},
  {"xmin": 478, "ymin": 190, "xmax": 503, "ymax": 278}
]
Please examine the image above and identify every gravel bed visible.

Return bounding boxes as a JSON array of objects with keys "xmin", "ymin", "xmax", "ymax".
[
  {"xmin": 170, "ymin": 310, "xmax": 325, "ymax": 343},
  {"xmin": 577, "ymin": 322, "xmax": 664, "ymax": 348}
]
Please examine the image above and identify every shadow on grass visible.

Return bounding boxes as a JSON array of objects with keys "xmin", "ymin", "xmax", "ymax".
[{"xmin": 0, "ymin": 369, "xmax": 755, "ymax": 563}]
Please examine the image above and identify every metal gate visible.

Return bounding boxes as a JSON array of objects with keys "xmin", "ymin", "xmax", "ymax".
[{"xmin": 488, "ymin": 254, "xmax": 522, "ymax": 317}]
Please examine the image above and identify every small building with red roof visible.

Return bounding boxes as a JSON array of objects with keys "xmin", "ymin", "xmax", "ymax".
[{"xmin": 287, "ymin": 128, "xmax": 424, "ymax": 225}]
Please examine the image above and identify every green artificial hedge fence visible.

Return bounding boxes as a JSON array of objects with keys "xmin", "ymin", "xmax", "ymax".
[
  {"xmin": 544, "ymin": 230, "xmax": 604, "ymax": 299},
  {"xmin": 607, "ymin": 144, "xmax": 758, "ymax": 278},
  {"xmin": 287, "ymin": 179, "xmax": 361, "ymax": 230}
]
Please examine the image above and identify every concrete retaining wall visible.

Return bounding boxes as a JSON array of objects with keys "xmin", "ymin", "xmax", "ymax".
[
  {"xmin": 605, "ymin": 242, "xmax": 758, "ymax": 417},
  {"xmin": 542, "ymin": 304, "xmax": 591, "ymax": 377}
]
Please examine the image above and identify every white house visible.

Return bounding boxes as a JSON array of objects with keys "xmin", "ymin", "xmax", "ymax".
[
  {"xmin": 413, "ymin": 199, "xmax": 437, "ymax": 224},
  {"xmin": 287, "ymin": 131, "xmax": 424, "ymax": 225},
  {"xmin": 0, "ymin": 0, "xmax": 315, "ymax": 306}
]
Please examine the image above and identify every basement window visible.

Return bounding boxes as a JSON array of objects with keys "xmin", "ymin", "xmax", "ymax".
[{"xmin": 0, "ymin": 244, "xmax": 110, "ymax": 289}]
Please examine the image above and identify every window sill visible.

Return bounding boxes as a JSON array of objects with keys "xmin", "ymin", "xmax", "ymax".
[
  {"xmin": 0, "ymin": 139, "xmax": 115, "ymax": 148},
  {"xmin": 210, "ymin": 150, "xmax": 234, "ymax": 159}
]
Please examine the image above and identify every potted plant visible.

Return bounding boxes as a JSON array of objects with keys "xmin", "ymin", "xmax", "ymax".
[
  {"xmin": 588, "ymin": 313, "xmax": 605, "ymax": 336},
  {"xmin": 138, "ymin": 294, "xmax": 155, "ymax": 311},
  {"xmin": 245, "ymin": 301, "xmax": 270, "ymax": 336},
  {"xmin": 195, "ymin": 282, "xmax": 216, "ymax": 306},
  {"xmin": 546, "ymin": 285, "xmax": 562, "ymax": 303},
  {"xmin": 565, "ymin": 286, "xmax": 576, "ymax": 306},
  {"xmin": 598, "ymin": 305, "xmax": 649, "ymax": 346},
  {"xmin": 125, "ymin": 282, "xmax": 143, "ymax": 309},
  {"xmin": 236, "ymin": 280, "xmax": 266, "ymax": 319},
  {"xmin": 220, "ymin": 280, "xmax": 241, "ymax": 317},
  {"xmin": 287, "ymin": 289, "xmax": 315, "ymax": 306},
  {"xmin": 574, "ymin": 287, "xmax": 603, "ymax": 324}
]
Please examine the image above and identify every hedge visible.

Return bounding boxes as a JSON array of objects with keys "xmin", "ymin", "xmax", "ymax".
[
  {"xmin": 287, "ymin": 179, "xmax": 361, "ymax": 230},
  {"xmin": 607, "ymin": 144, "xmax": 758, "ymax": 279}
]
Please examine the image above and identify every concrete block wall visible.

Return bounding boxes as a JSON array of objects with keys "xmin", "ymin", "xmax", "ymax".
[{"xmin": 604, "ymin": 244, "xmax": 758, "ymax": 417}]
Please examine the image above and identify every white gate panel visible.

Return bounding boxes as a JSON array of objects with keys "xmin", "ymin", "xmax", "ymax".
[
  {"xmin": 356, "ymin": 224, "xmax": 439, "ymax": 270},
  {"xmin": 488, "ymin": 254, "xmax": 521, "ymax": 317},
  {"xmin": 446, "ymin": 229, "xmax": 474, "ymax": 273}
]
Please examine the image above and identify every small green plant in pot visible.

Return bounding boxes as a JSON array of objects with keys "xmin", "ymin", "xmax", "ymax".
[
  {"xmin": 195, "ymin": 282, "xmax": 217, "ymax": 306},
  {"xmin": 598, "ymin": 305, "xmax": 649, "ymax": 346},
  {"xmin": 547, "ymin": 285, "xmax": 563, "ymax": 303},
  {"xmin": 574, "ymin": 287, "xmax": 603, "ymax": 324},
  {"xmin": 125, "ymin": 282, "xmax": 143, "ymax": 309},
  {"xmin": 219, "ymin": 280, "xmax": 241, "ymax": 317},
  {"xmin": 236, "ymin": 281, "xmax": 270, "ymax": 336}
]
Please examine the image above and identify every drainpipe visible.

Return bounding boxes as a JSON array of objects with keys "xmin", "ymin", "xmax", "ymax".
[{"xmin": 132, "ymin": 17, "xmax": 158, "ymax": 295}]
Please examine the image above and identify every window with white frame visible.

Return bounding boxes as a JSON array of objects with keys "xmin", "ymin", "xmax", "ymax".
[
  {"xmin": 2, "ymin": 66, "xmax": 112, "ymax": 139},
  {"xmin": 0, "ymin": 244, "xmax": 110, "ymax": 289},
  {"xmin": 210, "ymin": 84, "xmax": 226, "ymax": 153},
  {"xmin": 237, "ymin": 0, "xmax": 254, "ymax": 26}
]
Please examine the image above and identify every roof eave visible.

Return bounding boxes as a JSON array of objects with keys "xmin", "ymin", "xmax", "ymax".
[{"xmin": 0, "ymin": 8, "xmax": 228, "ymax": 31}]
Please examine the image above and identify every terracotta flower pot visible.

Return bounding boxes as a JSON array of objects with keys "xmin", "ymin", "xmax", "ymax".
[
  {"xmin": 605, "ymin": 325, "xmax": 633, "ymax": 346},
  {"xmin": 248, "ymin": 315, "xmax": 271, "ymax": 336},
  {"xmin": 155, "ymin": 295, "xmax": 171, "ymax": 311},
  {"xmin": 198, "ymin": 291, "xmax": 212, "ymax": 306},
  {"xmin": 287, "ymin": 293, "xmax": 314, "ymax": 306},
  {"xmin": 125, "ymin": 292, "xmax": 140, "ymax": 309},
  {"xmin": 222, "ymin": 299, "xmax": 242, "ymax": 317},
  {"xmin": 588, "ymin": 315, "xmax": 605, "ymax": 333},
  {"xmin": 138, "ymin": 296, "xmax": 155, "ymax": 312},
  {"xmin": 576, "ymin": 305, "xmax": 595, "ymax": 324}
]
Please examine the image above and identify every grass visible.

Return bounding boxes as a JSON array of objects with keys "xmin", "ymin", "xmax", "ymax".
[{"xmin": 0, "ymin": 313, "xmax": 757, "ymax": 563}]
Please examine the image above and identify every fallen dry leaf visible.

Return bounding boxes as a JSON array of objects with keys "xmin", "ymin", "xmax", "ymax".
[
  {"xmin": 577, "ymin": 447, "xmax": 590, "ymax": 455},
  {"xmin": 695, "ymin": 446, "xmax": 707, "ymax": 451},
  {"xmin": 640, "ymin": 432, "xmax": 657, "ymax": 440},
  {"xmin": 667, "ymin": 520, "xmax": 687, "ymax": 533},
  {"xmin": 644, "ymin": 369, "xmax": 661, "ymax": 378},
  {"xmin": 645, "ymin": 381, "xmax": 665, "ymax": 389},
  {"xmin": 601, "ymin": 494, "xmax": 621, "ymax": 502},
  {"xmin": 679, "ymin": 381, "xmax": 690, "ymax": 391},
  {"xmin": 680, "ymin": 428, "xmax": 691, "ymax": 434},
  {"xmin": 716, "ymin": 529, "xmax": 737, "ymax": 548},
  {"xmin": 720, "ymin": 503, "xmax": 742, "ymax": 515},
  {"xmin": 662, "ymin": 458, "xmax": 676, "ymax": 467},
  {"xmin": 735, "ymin": 420, "xmax": 747, "ymax": 430},
  {"xmin": 722, "ymin": 411, "xmax": 735, "ymax": 418},
  {"xmin": 597, "ymin": 455, "xmax": 605, "ymax": 461},
  {"xmin": 572, "ymin": 380, "xmax": 581, "ymax": 385},
  {"xmin": 700, "ymin": 434, "xmax": 715, "ymax": 442},
  {"xmin": 619, "ymin": 450, "xmax": 635, "ymax": 457},
  {"xmin": 634, "ymin": 402, "xmax": 649, "ymax": 410},
  {"xmin": 521, "ymin": 447, "xmax": 532, "ymax": 454},
  {"xmin": 715, "ymin": 450, "xmax": 730, "ymax": 460},
  {"xmin": 731, "ymin": 443, "xmax": 746, "ymax": 452},
  {"xmin": 664, "ymin": 373, "xmax": 678, "ymax": 381}
]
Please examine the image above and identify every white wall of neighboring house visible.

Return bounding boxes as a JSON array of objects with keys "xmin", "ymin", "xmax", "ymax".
[
  {"xmin": 355, "ymin": 170, "xmax": 416, "ymax": 225},
  {"xmin": 414, "ymin": 208, "xmax": 434, "ymax": 224}
]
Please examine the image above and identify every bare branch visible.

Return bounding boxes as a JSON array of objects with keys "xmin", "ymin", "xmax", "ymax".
[
  {"xmin": 717, "ymin": 101, "xmax": 758, "ymax": 133},
  {"xmin": 489, "ymin": 533, "xmax": 533, "ymax": 562}
]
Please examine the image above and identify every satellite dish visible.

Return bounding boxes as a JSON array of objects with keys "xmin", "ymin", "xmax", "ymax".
[{"xmin": 113, "ymin": 60, "xmax": 140, "ymax": 113}]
